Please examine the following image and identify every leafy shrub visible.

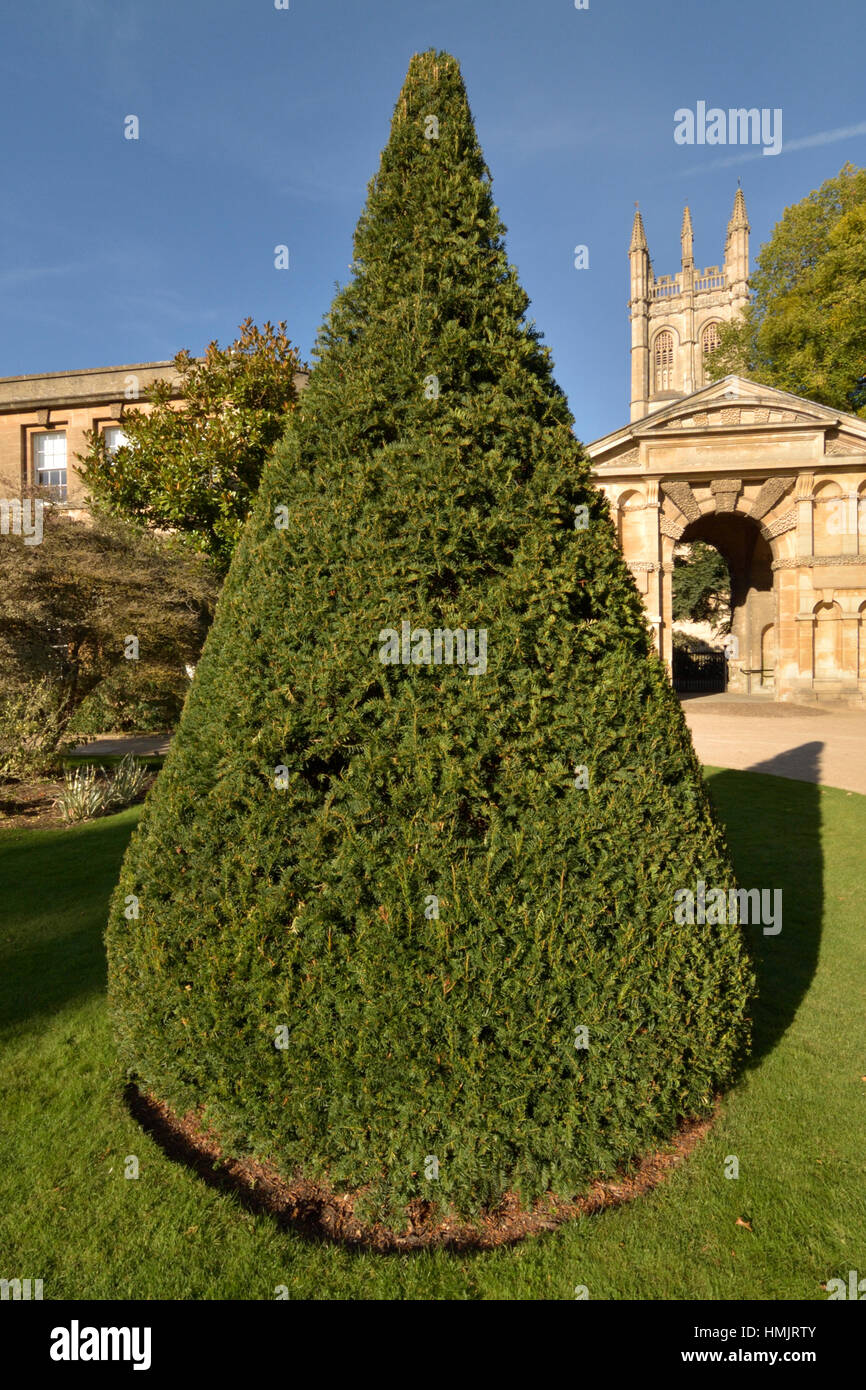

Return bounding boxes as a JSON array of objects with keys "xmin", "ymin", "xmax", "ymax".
[
  {"xmin": 77, "ymin": 319, "xmax": 304, "ymax": 571},
  {"xmin": 55, "ymin": 755, "xmax": 150, "ymax": 823},
  {"xmin": 0, "ymin": 678, "xmax": 72, "ymax": 783},
  {"xmin": 56, "ymin": 765, "xmax": 112, "ymax": 823},
  {"xmin": 67, "ymin": 670, "xmax": 187, "ymax": 737},
  {"xmin": 0, "ymin": 507, "xmax": 218, "ymax": 743},
  {"xmin": 106, "ymin": 754, "xmax": 150, "ymax": 808},
  {"xmin": 672, "ymin": 630, "xmax": 718, "ymax": 653},
  {"xmin": 107, "ymin": 51, "xmax": 755, "ymax": 1230}
]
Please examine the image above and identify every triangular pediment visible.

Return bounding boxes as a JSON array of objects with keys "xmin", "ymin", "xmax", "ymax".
[
  {"xmin": 637, "ymin": 378, "xmax": 845, "ymax": 433},
  {"xmin": 587, "ymin": 376, "xmax": 866, "ymax": 466}
]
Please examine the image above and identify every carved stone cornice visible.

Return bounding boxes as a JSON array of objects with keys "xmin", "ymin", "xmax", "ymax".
[{"xmin": 771, "ymin": 553, "xmax": 864, "ymax": 570}]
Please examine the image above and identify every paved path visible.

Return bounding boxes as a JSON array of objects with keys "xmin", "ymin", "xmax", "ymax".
[
  {"xmin": 71, "ymin": 734, "xmax": 171, "ymax": 758},
  {"xmin": 74, "ymin": 699, "xmax": 866, "ymax": 796},
  {"xmin": 681, "ymin": 695, "xmax": 866, "ymax": 796}
]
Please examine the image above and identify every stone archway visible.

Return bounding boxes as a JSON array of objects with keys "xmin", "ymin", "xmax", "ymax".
[
  {"xmin": 587, "ymin": 377, "xmax": 866, "ymax": 704},
  {"xmin": 677, "ymin": 510, "xmax": 774, "ymax": 692}
]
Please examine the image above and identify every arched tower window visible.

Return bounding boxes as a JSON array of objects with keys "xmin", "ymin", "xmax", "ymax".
[
  {"xmin": 654, "ymin": 331, "xmax": 674, "ymax": 392},
  {"xmin": 701, "ymin": 321, "xmax": 721, "ymax": 378}
]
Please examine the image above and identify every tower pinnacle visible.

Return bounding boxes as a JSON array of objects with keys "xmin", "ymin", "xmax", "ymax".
[
  {"xmin": 681, "ymin": 205, "xmax": 694, "ymax": 267},
  {"xmin": 727, "ymin": 186, "xmax": 749, "ymax": 231},
  {"xmin": 629, "ymin": 207, "xmax": 648, "ymax": 252}
]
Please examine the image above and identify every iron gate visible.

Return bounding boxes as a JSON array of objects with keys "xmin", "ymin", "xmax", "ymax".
[{"xmin": 672, "ymin": 648, "xmax": 727, "ymax": 694}]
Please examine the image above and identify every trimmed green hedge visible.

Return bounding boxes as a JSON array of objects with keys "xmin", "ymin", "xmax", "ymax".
[{"xmin": 106, "ymin": 51, "xmax": 754, "ymax": 1227}]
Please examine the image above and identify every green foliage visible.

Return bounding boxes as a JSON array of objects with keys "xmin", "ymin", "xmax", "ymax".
[
  {"xmin": 105, "ymin": 754, "xmax": 150, "ymax": 809},
  {"xmin": 68, "ymin": 670, "xmax": 186, "ymax": 737},
  {"xmin": 0, "ymin": 677, "xmax": 73, "ymax": 782},
  {"xmin": 107, "ymin": 51, "xmax": 755, "ymax": 1228},
  {"xmin": 56, "ymin": 765, "xmax": 112, "ymax": 822},
  {"xmin": 708, "ymin": 164, "xmax": 866, "ymax": 412},
  {"xmin": 672, "ymin": 543, "xmax": 731, "ymax": 626},
  {"xmin": 672, "ymin": 630, "xmax": 714, "ymax": 654},
  {"xmin": 77, "ymin": 319, "xmax": 304, "ymax": 571},
  {"xmin": 0, "ymin": 505, "xmax": 219, "ymax": 750},
  {"xmin": 56, "ymin": 756, "xmax": 150, "ymax": 824}
]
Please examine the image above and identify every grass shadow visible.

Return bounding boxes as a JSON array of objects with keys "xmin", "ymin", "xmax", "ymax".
[
  {"xmin": 705, "ymin": 747, "xmax": 824, "ymax": 1068},
  {"xmin": 0, "ymin": 811, "xmax": 137, "ymax": 1030}
]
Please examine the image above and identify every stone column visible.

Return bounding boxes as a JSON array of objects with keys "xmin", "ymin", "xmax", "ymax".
[
  {"xmin": 795, "ymin": 610, "xmax": 815, "ymax": 698},
  {"xmin": 841, "ymin": 608, "xmax": 860, "ymax": 689},
  {"xmin": 644, "ymin": 481, "xmax": 665, "ymax": 661},
  {"xmin": 795, "ymin": 474, "xmax": 814, "ymax": 555}
]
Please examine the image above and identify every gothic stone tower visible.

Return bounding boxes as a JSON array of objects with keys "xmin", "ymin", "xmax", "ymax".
[{"xmin": 629, "ymin": 189, "xmax": 749, "ymax": 421}]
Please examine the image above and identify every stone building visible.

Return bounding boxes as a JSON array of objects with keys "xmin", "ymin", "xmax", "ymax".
[
  {"xmin": 0, "ymin": 361, "xmax": 184, "ymax": 509},
  {"xmin": 589, "ymin": 196, "xmax": 866, "ymax": 704},
  {"xmin": 0, "ymin": 360, "xmax": 309, "ymax": 509}
]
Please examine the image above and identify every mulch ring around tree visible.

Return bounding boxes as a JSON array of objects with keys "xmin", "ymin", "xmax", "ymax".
[{"xmin": 125, "ymin": 1084, "xmax": 719, "ymax": 1252}]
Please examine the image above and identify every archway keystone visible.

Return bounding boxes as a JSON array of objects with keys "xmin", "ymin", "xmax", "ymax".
[{"xmin": 710, "ymin": 478, "xmax": 742, "ymax": 512}]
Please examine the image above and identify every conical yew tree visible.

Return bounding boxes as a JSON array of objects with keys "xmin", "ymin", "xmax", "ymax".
[{"xmin": 107, "ymin": 51, "xmax": 754, "ymax": 1230}]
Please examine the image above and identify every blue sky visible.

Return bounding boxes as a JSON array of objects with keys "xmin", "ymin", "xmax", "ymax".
[{"xmin": 1, "ymin": 0, "xmax": 864, "ymax": 442}]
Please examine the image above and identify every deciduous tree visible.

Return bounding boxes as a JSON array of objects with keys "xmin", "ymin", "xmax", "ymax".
[
  {"xmin": 78, "ymin": 319, "xmax": 303, "ymax": 570},
  {"xmin": 708, "ymin": 164, "xmax": 866, "ymax": 413}
]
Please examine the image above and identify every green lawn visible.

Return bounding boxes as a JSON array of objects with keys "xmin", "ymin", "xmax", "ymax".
[{"xmin": 1, "ymin": 769, "xmax": 863, "ymax": 1300}]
